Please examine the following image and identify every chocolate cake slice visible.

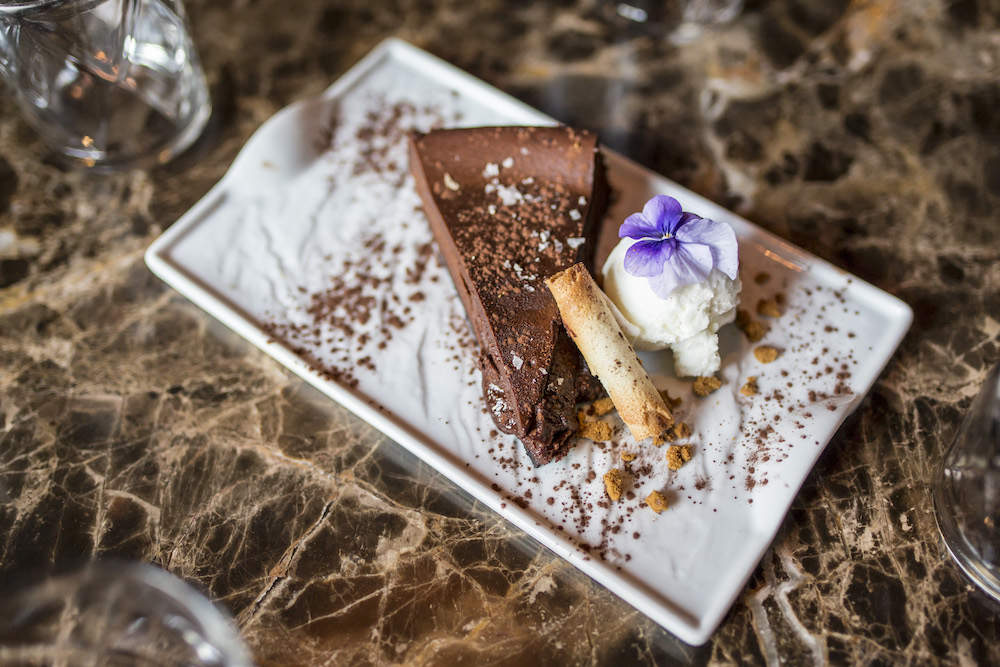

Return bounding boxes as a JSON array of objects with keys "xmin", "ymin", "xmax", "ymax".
[{"xmin": 408, "ymin": 126, "xmax": 609, "ymax": 465}]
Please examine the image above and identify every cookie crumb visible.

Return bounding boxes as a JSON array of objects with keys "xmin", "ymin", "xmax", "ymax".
[
  {"xmin": 603, "ymin": 468, "xmax": 624, "ymax": 501},
  {"xmin": 740, "ymin": 376, "xmax": 759, "ymax": 397},
  {"xmin": 578, "ymin": 420, "xmax": 613, "ymax": 441},
  {"xmin": 592, "ymin": 397, "xmax": 615, "ymax": 416},
  {"xmin": 658, "ymin": 389, "xmax": 683, "ymax": 407},
  {"xmin": 652, "ymin": 434, "xmax": 665, "ymax": 447},
  {"xmin": 736, "ymin": 309, "xmax": 770, "ymax": 342},
  {"xmin": 693, "ymin": 376, "xmax": 721, "ymax": 397},
  {"xmin": 757, "ymin": 298, "xmax": 782, "ymax": 318},
  {"xmin": 666, "ymin": 444, "xmax": 692, "ymax": 470},
  {"xmin": 645, "ymin": 490, "xmax": 669, "ymax": 513},
  {"xmin": 621, "ymin": 451, "xmax": 636, "ymax": 463},
  {"xmin": 663, "ymin": 421, "xmax": 691, "ymax": 442},
  {"xmin": 754, "ymin": 345, "xmax": 780, "ymax": 364}
]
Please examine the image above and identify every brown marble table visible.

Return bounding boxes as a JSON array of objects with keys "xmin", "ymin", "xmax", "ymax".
[{"xmin": 3, "ymin": 0, "xmax": 1000, "ymax": 663}]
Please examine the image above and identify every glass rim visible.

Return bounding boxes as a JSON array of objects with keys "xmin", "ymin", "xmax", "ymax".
[{"xmin": 0, "ymin": 0, "xmax": 105, "ymax": 17}]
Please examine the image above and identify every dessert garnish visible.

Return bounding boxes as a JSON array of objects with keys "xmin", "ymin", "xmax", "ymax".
[
  {"xmin": 603, "ymin": 468, "xmax": 624, "ymax": 501},
  {"xmin": 618, "ymin": 195, "xmax": 738, "ymax": 298},
  {"xmin": 645, "ymin": 490, "xmax": 669, "ymax": 514},
  {"xmin": 754, "ymin": 345, "xmax": 780, "ymax": 364},
  {"xmin": 666, "ymin": 444, "xmax": 692, "ymax": 471},
  {"xmin": 546, "ymin": 263, "xmax": 674, "ymax": 442},
  {"xmin": 736, "ymin": 308, "xmax": 769, "ymax": 343},
  {"xmin": 692, "ymin": 376, "xmax": 721, "ymax": 397},
  {"xmin": 602, "ymin": 195, "xmax": 742, "ymax": 378},
  {"xmin": 757, "ymin": 298, "xmax": 782, "ymax": 318}
]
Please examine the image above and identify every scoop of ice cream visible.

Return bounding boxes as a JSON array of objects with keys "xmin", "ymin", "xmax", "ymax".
[{"xmin": 602, "ymin": 236, "xmax": 741, "ymax": 377}]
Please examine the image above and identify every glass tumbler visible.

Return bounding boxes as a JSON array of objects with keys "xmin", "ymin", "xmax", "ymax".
[
  {"xmin": 0, "ymin": 561, "xmax": 252, "ymax": 666},
  {"xmin": 0, "ymin": 0, "xmax": 211, "ymax": 171},
  {"xmin": 934, "ymin": 358, "xmax": 1000, "ymax": 602}
]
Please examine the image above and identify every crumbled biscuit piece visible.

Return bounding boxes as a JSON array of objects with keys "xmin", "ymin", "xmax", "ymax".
[
  {"xmin": 668, "ymin": 421, "xmax": 692, "ymax": 440},
  {"xmin": 621, "ymin": 451, "xmax": 636, "ymax": 463},
  {"xmin": 745, "ymin": 320, "xmax": 769, "ymax": 342},
  {"xmin": 757, "ymin": 298, "xmax": 782, "ymax": 318},
  {"xmin": 592, "ymin": 397, "xmax": 615, "ymax": 416},
  {"xmin": 603, "ymin": 468, "xmax": 623, "ymax": 501},
  {"xmin": 658, "ymin": 389, "xmax": 683, "ymax": 408},
  {"xmin": 666, "ymin": 444, "xmax": 692, "ymax": 470},
  {"xmin": 741, "ymin": 376, "xmax": 759, "ymax": 397},
  {"xmin": 645, "ymin": 490, "xmax": 669, "ymax": 513},
  {"xmin": 578, "ymin": 420, "xmax": 613, "ymax": 441},
  {"xmin": 736, "ymin": 308, "xmax": 769, "ymax": 342},
  {"xmin": 754, "ymin": 272, "xmax": 771, "ymax": 285},
  {"xmin": 754, "ymin": 345, "xmax": 780, "ymax": 364},
  {"xmin": 576, "ymin": 411, "xmax": 588, "ymax": 426},
  {"xmin": 693, "ymin": 376, "xmax": 721, "ymax": 397}
]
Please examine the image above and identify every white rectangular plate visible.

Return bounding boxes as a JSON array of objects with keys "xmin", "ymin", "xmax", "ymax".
[{"xmin": 145, "ymin": 38, "xmax": 912, "ymax": 645}]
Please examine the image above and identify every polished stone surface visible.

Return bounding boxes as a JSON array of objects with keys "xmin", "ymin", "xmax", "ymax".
[{"xmin": 2, "ymin": 0, "xmax": 1000, "ymax": 663}]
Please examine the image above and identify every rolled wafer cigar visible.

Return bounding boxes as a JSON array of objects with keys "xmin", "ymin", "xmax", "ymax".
[{"xmin": 546, "ymin": 263, "xmax": 673, "ymax": 441}]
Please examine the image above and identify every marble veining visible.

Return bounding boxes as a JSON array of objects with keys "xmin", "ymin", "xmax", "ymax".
[{"xmin": 2, "ymin": 0, "xmax": 1000, "ymax": 663}]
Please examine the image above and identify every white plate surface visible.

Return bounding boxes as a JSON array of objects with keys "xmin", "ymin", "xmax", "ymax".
[{"xmin": 145, "ymin": 38, "xmax": 912, "ymax": 645}]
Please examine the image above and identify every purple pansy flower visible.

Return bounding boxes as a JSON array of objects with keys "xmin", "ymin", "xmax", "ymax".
[{"xmin": 619, "ymin": 195, "xmax": 738, "ymax": 299}]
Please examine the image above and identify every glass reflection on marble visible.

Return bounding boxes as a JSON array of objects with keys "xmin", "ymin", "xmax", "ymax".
[
  {"xmin": 934, "ymin": 359, "xmax": 1000, "ymax": 603},
  {"xmin": 0, "ymin": 561, "xmax": 252, "ymax": 666},
  {"xmin": 605, "ymin": 0, "xmax": 744, "ymax": 42}
]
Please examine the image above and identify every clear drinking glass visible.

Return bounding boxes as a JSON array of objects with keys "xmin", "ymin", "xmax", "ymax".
[
  {"xmin": 934, "ymin": 358, "xmax": 1000, "ymax": 602},
  {"xmin": 0, "ymin": 0, "xmax": 211, "ymax": 171},
  {"xmin": 0, "ymin": 561, "xmax": 252, "ymax": 666}
]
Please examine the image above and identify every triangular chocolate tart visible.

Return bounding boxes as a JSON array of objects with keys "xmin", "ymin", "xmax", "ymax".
[{"xmin": 408, "ymin": 126, "xmax": 609, "ymax": 465}]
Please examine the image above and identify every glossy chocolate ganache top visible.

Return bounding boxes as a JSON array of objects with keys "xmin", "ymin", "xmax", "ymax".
[{"xmin": 408, "ymin": 126, "xmax": 609, "ymax": 465}]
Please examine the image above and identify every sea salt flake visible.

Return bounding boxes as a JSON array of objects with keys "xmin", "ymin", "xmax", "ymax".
[
  {"xmin": 485, "ymin": 182, "xmax": 525, "ymax": 206},
  {"xmin": 511, "ymin": 354, "xmax": 523, "ymax": 370},
  {"xmin": 578, "ymin": 196, "xmax": 587, "ymax": 206},
  {"xmin": 567, "ymin": 237, "xmax": 586, "ymax": 249},
  {"xmin": 522, "ymin": 177, "xmax": 535, "ymax": 185},
  {"xmin": 443, "ymin": 173, "xmax": 460, "ymax": 191},
  {"xmin": 501, "ymin": 157, "xmax": 514, "ymax": 168},
  {"xmin": 569, "ymin": 209, "xmax": 582, "ymax": 221},
  {"xmin": 483, "ymin": 163, "xmax": 499, "ymax": 178},
  {"xmin": 488, "ymin": 204, "xmax": 497, "ymax": 215}
]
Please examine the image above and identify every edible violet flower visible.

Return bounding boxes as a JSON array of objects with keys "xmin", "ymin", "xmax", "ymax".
[{"xmin": 619, "ymin": 195, "xmax": 738, "ymax": 299}]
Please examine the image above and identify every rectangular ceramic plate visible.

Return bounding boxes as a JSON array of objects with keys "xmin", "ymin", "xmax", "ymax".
[{"xmin": 145, "ymin": 38, "xmax": 912, "ymax": 645}]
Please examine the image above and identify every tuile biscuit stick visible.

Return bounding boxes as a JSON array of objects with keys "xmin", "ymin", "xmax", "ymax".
[{"xmin": 546, "ymin": 263, "xmax": 673, "ymax": 441}]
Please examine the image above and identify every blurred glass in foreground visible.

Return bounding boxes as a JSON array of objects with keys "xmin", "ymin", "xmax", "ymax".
[
  {"xmin": 935, "ymin": 359, "xmax": 1000, "ymax": 603},
  {"xmin": 0, "ymin": 561, "xmax": 252, "ymax": 666},
  {"xmin": 0, "ymin": 0, "xmax": 211, "ymax": 171}
]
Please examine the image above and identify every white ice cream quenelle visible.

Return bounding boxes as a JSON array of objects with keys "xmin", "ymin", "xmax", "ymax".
[{"xmin": 600, "ymin": 196, "xmax": 742, "ymax": 378}]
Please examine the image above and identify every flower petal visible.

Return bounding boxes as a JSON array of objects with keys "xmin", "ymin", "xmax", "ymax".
[
  {"xmin": 647, "ymin": 243, "xmax": 714, "ymax": 298},
  {"xmin": 623, "ymin": 238, "xmax": 672, "ymax": 277},
  {"xmin": 642, "ymin": 195, "xmax": 684, "ymax": 235},
  {"xmin": 619, "ymin": 212, "xmax": 659, "ymax": 239},
  {"xmin": 675, "ymin": 216, "xmax": 739, "ymax": 279}
]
